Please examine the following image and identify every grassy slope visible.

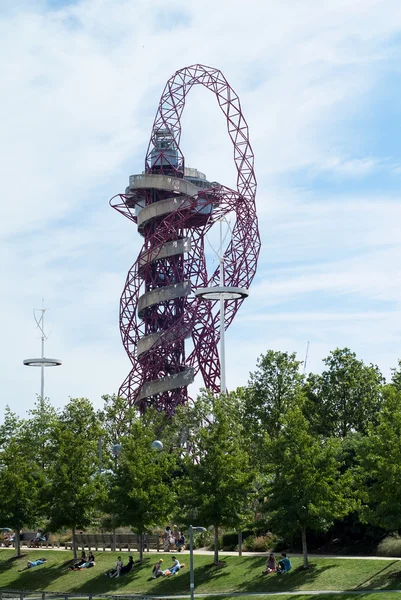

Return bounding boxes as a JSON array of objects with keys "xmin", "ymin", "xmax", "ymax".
[{"xmin": 1, "ymin": 550, "xmax": 401, "ymax": 595}]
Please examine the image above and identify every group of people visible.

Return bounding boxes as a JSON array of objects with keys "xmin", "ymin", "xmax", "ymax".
[
  {"xmin": 2, "ymin": 529, "xmax": 47, "ymax": 548},
  {"xmin": 152, "ymin": 556, "xmax": 185, "ymax": 578},
  {"xmin": 164, "ymin": 526, "xmax": 186, "ymax": 552},
  {"xmin": 262, "ymin": 552, "xmax": 292, "ymax": 575},
  {"xmin": 69, "ymin": 550, "xmax": 96, "ymax": 570},
  {"xmin": 105, "ymin": 555, "xmax": 134, "ymax": 578},
  {"xmin": 29, "ymin": 530, "xmax": 48, "ymax": 548}
]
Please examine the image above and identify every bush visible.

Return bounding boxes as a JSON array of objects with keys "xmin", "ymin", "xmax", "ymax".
[
  {"xmin": 222, "ymin": 530, "xmax": 254, "ymax": 551},
  {"xmin": 244, "ymin": 533, "xmax": 276, "ymax": 552},
  {"xmin": 194, "ymin": 529, "xmax": 214, "ymax": 549},
  {"xmin": 377, "ymin": 534, "xmax": 401, "ymax": 557}
]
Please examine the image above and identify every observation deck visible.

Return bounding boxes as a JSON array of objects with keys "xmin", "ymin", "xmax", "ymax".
[{"xmin": 127, "ymin": 168, "xmax": 217, "ymax": 406}]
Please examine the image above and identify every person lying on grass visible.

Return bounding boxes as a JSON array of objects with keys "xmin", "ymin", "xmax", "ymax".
[
  {"xmin": 262, "ymin": 553, "xmax": 277, "ymax": 574},
  {"xmin": 19, "ymin": 558, "xmax": 47, "ymax": 571}
]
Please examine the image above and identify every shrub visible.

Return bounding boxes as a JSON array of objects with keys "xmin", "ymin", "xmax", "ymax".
[
  {"xmin": 222, "ymin": 530, "xmax": 254, "ymax": 550},
  {"xmin": 377, "ymin": 534, "xmax": 401, "ymax": 557},
  {"xmin": 194, "ymin": 529, "xmax": 214, "ymax": 549},
  {"xmin": 244, "ymin": 533, "xmax": 276, "ymax": 552}
]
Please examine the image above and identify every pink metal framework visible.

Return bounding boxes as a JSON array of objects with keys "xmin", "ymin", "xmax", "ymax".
[{"xmin": 110, "ymin": 64, "xmax": 260, "ymax": 415}]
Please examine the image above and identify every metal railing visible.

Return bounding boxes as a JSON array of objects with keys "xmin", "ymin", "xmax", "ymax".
[{"xmin": 0, "ymin": 592, "xmax": 172, "ymax": 600}]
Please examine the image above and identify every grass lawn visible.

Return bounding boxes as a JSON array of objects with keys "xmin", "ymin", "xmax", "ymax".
[{"xmin": 1, "ymin": 550, "xmax": 401, "ymax": 596}]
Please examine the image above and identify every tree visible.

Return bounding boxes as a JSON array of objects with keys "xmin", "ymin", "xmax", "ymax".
[
  {"xmin": 0, "ymin": 405, "xmax": 21, "ymax": 447},
  {"xmin": 23, "ymin": 397, "xmax": 58, "ymax": 470},
  {"xmin": 357, "ymin": 385, "xmax": 401, "ymax": 530},
  {"xmin": 304, "ymin": 348, "xmax": 384, "ymax": 438},
  {"xmin": 244, "ymin": 351, "xmax": 303, "ymax": 454},
  {"xmin": 263, "ymin": 402, "xmax": 355, "ymax": 568},
  {"xmin": 0, "ymin": 435, "xmax": 44, "ymax": 557},
  {"xmin": 179, "ymin": 391, "xmax": 255, "ymax": 565},
  {"xmin": 45, "ymin": 398, "xmax": 102, "ymax": 559},
  {"xmin": 107, "ymin": 413, "xmax": 177, "ymax": 562}
]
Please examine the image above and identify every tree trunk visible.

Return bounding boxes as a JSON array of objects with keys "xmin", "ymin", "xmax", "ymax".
[
  {"xmin": 214, "ymin": 525, "xmax": 219, "ymax": 565},
  {"xmin": 301, "ymin": 527, "xmax": 308, "ymax": 569},
  {"xmin": 15, "ymin": 530, "xmax": 21, "ymax": 558},
  {"xmin": 112, "ymin": 528, "xmax": 116, "ymax": 552},
  {"xmin": 238, "ymin": 530, "xmax": 242, "ymax": 557},
  {"xmin": 139, "ymin": 532, "xmax": 143, "ymax": 563},
  {"xmin": 72, "ymin": 526, "xmax": 77, "ymax": 560}
]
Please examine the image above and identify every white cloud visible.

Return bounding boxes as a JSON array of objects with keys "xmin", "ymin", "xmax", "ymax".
[{"xmin": 1, "ymin": 0, "xmax": 401, "ymax": 416}]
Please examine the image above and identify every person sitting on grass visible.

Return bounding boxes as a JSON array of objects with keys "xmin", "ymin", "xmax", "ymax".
[
  {"xmin": 262, "ymin": 553, "xmax": 277, "ymax": 574},
  {"xmin": 277, "ymin": 553, "xmax": 292, "ymax": 574},
  {"xmin": 163, "ymin": 556, "xmax": 185, "ymax": 576},
  {"xmin": 68, "ymin": 550, "xmax": 87, "ymax": 570},
  {"xmin": 105, "ymin": 555, "xmax": 123, "ymax": 578},
  {"xmin": 27, "ymin": 558, "xmax": 47, "ymax": 569},
  {"xmin": 76, "ymin": 552, "xmax": 95, "ymax": 569},
  {"xmin": 120, "ymin": 556, "xmax": 135, "ymax": 575},
  {"xmin": 152, "ymin": 558, "xmax": 164, "ymax": 578}
]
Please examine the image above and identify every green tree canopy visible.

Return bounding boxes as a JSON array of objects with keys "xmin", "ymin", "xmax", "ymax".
[
  {"xmin": 304, "ymin": 348, "xmax": 384, "ymax": 437},
  {"xmin": 0, "ymin": 434, "xmax": 45, "ymax": 557},
  {"xmin": 45, "ymin": 397, "xmax": 102, "ymax": 558},
  {"xmin": 244, "ymin": 350, "xmax": 303, "ymax": 460},
  {"xmin": 357, "ymin": 385, "xmax": 401, "ymax": 530},
  {"xmin": 178, "ymin": 391, "xmax": 255, "ymax": 564},
  {"xmin": 106, "ymin": 413, "xmax": 177, "ymax": 562},
  {"xmin": 263, "ymin": 401, "xmax": 356, "ymax": 568}
]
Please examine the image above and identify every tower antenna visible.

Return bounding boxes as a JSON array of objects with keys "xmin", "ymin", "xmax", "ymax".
[{"xmin": 303, "ymin": 341, "xmax": 310, "ymax": 376}]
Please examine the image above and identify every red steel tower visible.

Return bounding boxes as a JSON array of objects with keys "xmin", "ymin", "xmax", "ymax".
[{"xmin": 110, "ymin": 64, "xmax": 260, "ymax": 415}]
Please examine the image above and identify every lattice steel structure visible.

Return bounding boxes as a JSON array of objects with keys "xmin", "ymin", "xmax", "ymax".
[{"xmin": 110, "ymin": 64, "xmax": 260, "ymax": 415}]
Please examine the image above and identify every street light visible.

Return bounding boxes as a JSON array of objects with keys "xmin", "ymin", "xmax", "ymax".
[
  {"xmin": 194, "ymin": 219, "xmax": 249, "ymax": 393},
  {"xmin": 189, "ymin": 525, "xmax": 206, "ymax": 600}
]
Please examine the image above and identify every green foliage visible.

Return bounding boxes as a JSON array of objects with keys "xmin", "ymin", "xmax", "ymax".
[
  {"xmin": 23, "ymin": 397, "xmax": 58, "ymax": 470},
  {"xmin": 106, "ymin": 414, "xmax": 176, "ymax": 560},
  {"xmin": 244, "ymin": 350, "xmax": 303, "ymax": 445},
  {"xmin": 262, "ymin": 402, "xmax": 356, "ymax": 566},
  {"xmin": 177, "ymin": 391, "xmax": 256, "ymax": 563},
  {"xmin": 0, "ymin": 406, "xmax": 21, "ymax": 448},
  {"xmin": 356, "ymin": 386, "xmax": 401, "ymax": 530},
  {"xmin": 0, "ymin": 345, "xmax": 399, "ymax": 564},
  {"xmin": 304, "ymin": 348, "xmax": 384, "ymax": 438},
  {"xmin": 243, "ymin": 533, "xmax": 275, "ymax": 552},
  {"xmin": 376, "ymin": 533, "xmax": 401, "ymax": 557},
  {"xmin": 45, "ymin": 398, "xmax": 103, "ymax": 535},
  {"xmin": 0, "ymin": 435, "xmax": 45, "ymax": 556}
]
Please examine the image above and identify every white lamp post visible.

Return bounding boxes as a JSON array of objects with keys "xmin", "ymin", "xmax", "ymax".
[
  {"xmin": 194, "ymin": 220, "xmax": 248, "ymax": 393},
  {"xmin": 23, "ymin": 302, "xmax": 61, "ymax": 399},
  {"xmin": 189, "ymin": 525, "xmax": 206, "ymax": 600}
]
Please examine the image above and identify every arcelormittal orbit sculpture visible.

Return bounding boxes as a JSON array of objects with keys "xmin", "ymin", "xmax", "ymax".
[{"xmin": 110, "ymin": 64, "xmax": 260, "ymax": 415}]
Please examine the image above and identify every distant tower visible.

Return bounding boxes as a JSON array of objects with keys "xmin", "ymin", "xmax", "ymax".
[
  {"xmin": 111, "ymin": 64, "xmax": 260, "ymax": 415},
  {"xmin": 23, "ymin": 301, "xmax": 62, "ymax": 399}
]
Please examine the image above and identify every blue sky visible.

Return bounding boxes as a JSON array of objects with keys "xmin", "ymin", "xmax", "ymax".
[{"xmin": 1, "ymin": 0, "xmax": 401, "ymax": 416}]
